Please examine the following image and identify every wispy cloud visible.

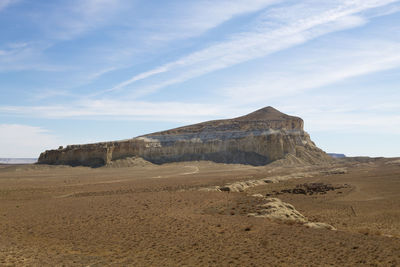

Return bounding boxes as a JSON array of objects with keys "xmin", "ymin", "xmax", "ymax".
[
  {"xmin": 306, "ymin": 113, "xmax": 400, "ymax": 134},
  {"xmin": 2, "ymin": 92, "xmax": 400, "ymax": 136},
  {"xmin": 2, "ymin": 2, "xmax": 400, "ymax": 128},
  {"xmin": 44, "ymin": 0, "xmax": 128, "ymax": 40},
  {"xmin": 222, "ymin": 39, "xmax": 400, "ymax": 103},
  {"xmin": 0, "ymin": 42, "xmax": 64, "ymax": 72},
  {"xmin": 2, "ymin": 1, "xmax": 400, "ymax": 158},
  {"xmin": 86, "ymin": 0, "xmax": 282, "ymax": 87},
  {"xmin": 86, "ymin": 67, "xmax": 118, "ymax": 82},
  {"xmin": 0, "ymin": 0, "xmax": 279, "ymax": 79},
  {"xmin": 0, "ymin": 100, "xmax": 241, "ymax": 123},
  {"xmin": 0, "ymin": 124, "xmax": 60, "ymax": 157},
  {"xmin": 0, "ymin": 0, "xmax": 128, "ymax": 72},
  {"xmin": 363, "ymin": 1, "xmax": 400, "ymax": 18},
  {"xmin": 105, "ymin": 0, "xmax": 400, "ymax": 97},
  {"xmin": 28, "ymin": 89, "xmax": 76, "ymax": 101},
  {"xmin": 267, "ymin": 85, "xmax": 400, "ymax": 134},
  {"xmin": 142, "ymin": 0, "xmax": 281, "ymax": 41}
]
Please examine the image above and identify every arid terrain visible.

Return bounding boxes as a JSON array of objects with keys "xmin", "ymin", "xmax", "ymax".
[{"xmin": 0, "ymin": 158, "xmax": 399, "ymax": 266}]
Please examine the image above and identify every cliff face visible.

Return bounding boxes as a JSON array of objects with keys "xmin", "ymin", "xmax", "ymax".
[{"xmin": 38, "ymin": 107, "xmax": 330, "ymax": 167}]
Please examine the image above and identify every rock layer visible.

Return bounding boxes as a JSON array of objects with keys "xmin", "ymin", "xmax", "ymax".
[{"xmin": 38, "ymin": 106, "xmax": 330, "ymax": 167}]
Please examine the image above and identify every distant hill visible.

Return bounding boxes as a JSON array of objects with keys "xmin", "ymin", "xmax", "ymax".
[
  {"xmin": 38, "ymin": 106, "xmax": 331, "ymax": 167},
  {"xmin": 328, "ymin": 153, "xmax": 346, "ymax": 158},
  {"xmin": 0, "ymin": 158, "xmax": 37, "ymax": 164}
]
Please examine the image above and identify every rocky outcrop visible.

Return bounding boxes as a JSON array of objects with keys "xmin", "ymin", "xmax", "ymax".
[
  {"xmin": 248, "ymin": 195, "xmax": 336, "ymax": 230},
  {"xmin": 38, "ymin": 106, "xmax": 331, "ymax": 167}
]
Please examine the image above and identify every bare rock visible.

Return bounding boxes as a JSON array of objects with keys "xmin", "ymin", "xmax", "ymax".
[
  {"xmin": 38, "ymin": 107, "xmax": 331, "ymax": 167},
  {"xmin": 249, "ymin": 197, "xmax": 307, "ymax": 223},
  {"xmin": 248, "ymin": 196, "xmax": 336, "ymax": 231},
  {"xmin": 104, "ymin": 157, "xmax": 153, "ymax": 168},
  {"xmin": 304, "ymin": 222, "xmax": 337, "ymax": 231}
]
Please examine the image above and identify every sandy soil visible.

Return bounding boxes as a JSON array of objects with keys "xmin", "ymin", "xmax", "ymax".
[{"xmin": 0, "ymin": 159, "xmax": 399, "ymax": 266}]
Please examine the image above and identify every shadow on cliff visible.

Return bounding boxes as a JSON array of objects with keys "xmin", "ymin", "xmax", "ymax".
[
  {"xmin": 38, "ymin": 151, "xmax": 272, "ymax": 168},
  {"xmin": 142, "ymin": 151, "xmax": 271, "ymax": 167}
]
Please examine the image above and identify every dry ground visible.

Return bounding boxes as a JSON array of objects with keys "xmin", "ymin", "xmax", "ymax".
[{"xmin": 0, "ymin": 159, "xmax": 399, "ymax": 266}]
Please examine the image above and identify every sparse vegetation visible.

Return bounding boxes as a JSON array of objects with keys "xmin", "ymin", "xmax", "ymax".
[{"xmin": 0, "ymin": 159, "xmax": 399, "ymax": 265}]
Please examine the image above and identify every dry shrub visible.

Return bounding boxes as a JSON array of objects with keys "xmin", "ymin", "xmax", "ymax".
[{"xmin": 357, "ymin": 228, "xmax": 382, "ymax": 236}]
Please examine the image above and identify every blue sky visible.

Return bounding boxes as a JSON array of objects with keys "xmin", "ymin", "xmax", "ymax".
[{"xmin": 1, "ymin": 0, "xmax": 400, "ymax": 158}]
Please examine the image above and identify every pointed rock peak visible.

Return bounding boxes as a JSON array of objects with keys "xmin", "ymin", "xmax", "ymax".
[
  {"xmin": 144, "ymin": 105, "xmax": 304, "ymax": 137},
  {"xmin": 236, "ymin": 106, "xmax": 291, "ymax": 121}
]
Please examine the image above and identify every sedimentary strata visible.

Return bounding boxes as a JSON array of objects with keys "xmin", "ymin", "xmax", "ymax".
[
  {"xmin": 38, "ymin": 106, "xmax": 331, "ymax": 167},
  {"xmin": 198, "ymin": 168, "xmax": 347, "ymax": 192},
  {"xmin": 248, "ymin": 195, "xmax": 336, "ymax": 230}
]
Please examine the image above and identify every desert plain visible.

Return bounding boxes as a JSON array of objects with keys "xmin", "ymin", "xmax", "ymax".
[{"xmin": 0, "ymin": 157, "xmax": 400, "ymax": 266}]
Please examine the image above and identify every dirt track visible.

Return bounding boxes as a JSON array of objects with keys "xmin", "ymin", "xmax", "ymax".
[{"xmin": 0, "ymin": 159, "xmax": 399, "ymax": 266}]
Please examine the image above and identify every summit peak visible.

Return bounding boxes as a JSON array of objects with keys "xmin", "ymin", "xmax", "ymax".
[{"xmin": 235, "ymin": 106, "xmax": 293, "ymax": 121}]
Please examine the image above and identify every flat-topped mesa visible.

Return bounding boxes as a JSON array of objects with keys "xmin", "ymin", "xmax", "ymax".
[{"xmin": 38, "ymin": 106, "xmax": 330, "ymax": 167}]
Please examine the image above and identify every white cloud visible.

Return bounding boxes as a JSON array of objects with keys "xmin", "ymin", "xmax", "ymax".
[
  {"xmin": 306, "ymin": 113, "xmax": 400, "ymax": 134},
  {"xmin": 0, "ymin": 124, "xmax": 60, "ymax": 158},
  {"xmin": 145, "ymin": 0, "xmax": 281, "ymax": 41},
  {"xmin": 0, "ymin": 100, "xmax": 242, "ymax": 123},
  {"xmin": 2, "ymin": 40, "xmax": 400, "ymax": 134},
  {"xmin": 0, "ymin": 0, "xmax": 129, "ymax": 73},
  {"xmin": 0, "ymin": 0, "xmax": 130, "ymax": 72},
  {"xmin": 270, "ymin": 90, "xmax": 400, "ymax": 134},
  {"xmin": 363, "ymin": 1, "xmax": 400, "ymax": 18},
  {"xmin": 291, "ymin": 104, "xmax": 400, "ymax": 135},
  {"xmin": 105, "ymin": 0, "xmax": 399, "ymax": 96},
  {"xmin": 1, "ymin": 0, "xmax": 278, "ymax": 76},
  {"xmin": 46, "ymin": 0, "xmax": 128, "ymax": 40},
  {"xmin": 0, "ymin": 42, "xmax": 69, "ymax": 72},
  {"xmin": 29, "ymin": 89, "xmax": 75, "ymax": 101},
  {"xmin": 86, "ymin": 67, "xmax": 117, "ymax": 81},
  {"xmin": 222, "ymin": 39, "xmax": 400, "ymax": 103}
]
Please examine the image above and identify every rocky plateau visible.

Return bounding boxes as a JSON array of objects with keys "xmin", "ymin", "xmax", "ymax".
[{"xmin": 38, "ymin": 106, "xmax": 331, "ymax": 167}]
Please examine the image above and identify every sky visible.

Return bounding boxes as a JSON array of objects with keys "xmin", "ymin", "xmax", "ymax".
[{"xmin": 1, "ymin": 0, "xmax": 400, "ymax": 158}]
